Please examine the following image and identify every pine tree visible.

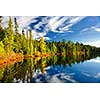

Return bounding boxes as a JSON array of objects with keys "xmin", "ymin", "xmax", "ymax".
[
  {"xmin": 7, "ymin": 16, "xmax": 14, "ymax": 53},
  {"xmin": 14, "ymin": 18, "xmax": 19, "ymax": 34},
  {"xmin": 21, "ymin": 29, "xmax": 27, "ymax": 54},
  {"xmin": 22, "ymin": 29, "xmax": 25, "ymax": 35},
  {"xmin": 14, "ymin": 17, "xmax": 21, "ymax": 53}
]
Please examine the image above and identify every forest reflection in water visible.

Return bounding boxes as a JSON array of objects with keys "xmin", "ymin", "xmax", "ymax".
[{"xmin": 0, "ymin": 53, "xmax": 100, "ymax": 83}]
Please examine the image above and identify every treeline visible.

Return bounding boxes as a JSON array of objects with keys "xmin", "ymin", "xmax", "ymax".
[
  {"xmin": 45, "ymin": 40, "xmax": 100, "ymax": 56},
  {"xmin": 32, "ymin": 39, "xmax": 100, "ymax": 57},
  {"xmin": 0, "ymin": 16, "xmax": 100, "ymax": 59}
]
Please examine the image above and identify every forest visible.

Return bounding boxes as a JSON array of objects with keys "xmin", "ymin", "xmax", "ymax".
[{"xmin": 0, "ymin": 16, "xmax": 100, "ymax": 65}]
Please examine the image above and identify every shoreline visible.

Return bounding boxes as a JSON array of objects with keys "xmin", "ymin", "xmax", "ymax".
[
  {"xmin": 0, "ymin": 53, "xmax": 52, "ymax": 66},
  {"xmin": 0, "ymin": 51, "xmax": 96, "ymax": 66},
  {"xmin": 0, "ymin": 54, "xmax": 24, "ymax": 66}
]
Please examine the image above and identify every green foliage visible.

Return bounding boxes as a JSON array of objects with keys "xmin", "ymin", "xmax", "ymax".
[
  {"xmin": 0, "ymin": 41, "xmax": 5, "ymax": 55},
  {"xmin": 3, "ymin": 33, "xmax": 10, "ymax": 55},
  {"xmin": 0, "ymin": 68, "xmax": 5, "ymax": 81},
  {"xmin": 39, "ymin": 37, "xmax": 46, "ymax": 54},
  {"xmin": 1, "ymin": 65, "xmax": 15, "ymax": 83},
  {"xmin": 29, "ymin": 30, "xmax": 33, "ymax": 55},
  {"xmin": 26, "ymin": 31, "xmax": 30, "ymax": 54},
  {"xmin": 21, "ymin": 30, "xmax": 28, "ymax": 54},
  {"xmin": 51, "ymin": 43, "xmax": 57, "ymax": 54},
  {"xmin": 7, "ymin": 16, "xmax": 14, "ymax": 52},
  {"xmin": 14, "ymin": 17, "xmax": 21, "ymax": 53}
]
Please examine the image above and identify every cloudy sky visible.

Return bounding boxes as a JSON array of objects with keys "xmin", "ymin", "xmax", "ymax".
[{"xmin": 3, "ymin": 16, "xmax": 100, "ymax": 47}]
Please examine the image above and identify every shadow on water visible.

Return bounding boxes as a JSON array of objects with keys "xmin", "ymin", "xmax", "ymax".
[{"xmin": 0, "ymin": 53, "xmax": 100, "ymax": 83}]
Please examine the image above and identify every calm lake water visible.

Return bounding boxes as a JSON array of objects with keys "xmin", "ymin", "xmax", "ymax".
[{"xmin": 0, "ymin": 54, "xmax": 100, "ymax": 83}]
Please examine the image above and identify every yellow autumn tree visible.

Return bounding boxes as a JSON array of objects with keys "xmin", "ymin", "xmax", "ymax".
[
  {"xmin": 29, "ymin": 30, "xmax": 33, "ymax": 56},
  {"xmin": 39, "ymin": 37, "xmax": 46, "ymax": 54}
]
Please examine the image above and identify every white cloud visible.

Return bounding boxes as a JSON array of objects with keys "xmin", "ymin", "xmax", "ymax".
[
  {"xmin": 92, "ymin": 27, "xmax": 100, "ymax": 32},
  {"xmin": 2, "ymin": 16, "xmax": 8, "ymax": 27},
  {"xmin": 17, "ymin": 16, "xmax": 37, "ymax": 28},
  {"xmin": 84, "ymin": 40, "xmax": 100, "ymax": 47},
  {"xmin": 48, "ymin": 16, "xmax": 85, "ymax": 33},
  {"xmin": 81, "ymin": 26, "xmax": 100, "ymax": 33},
  {"xmin": 44, "ymin": 37, "xmax": 51, "ymax": 40},
  {"xmin": 48, "ymin": 16, "xmax": 61, "ymax": 27},
  {"xmin": 32, "ymin": 30, "xmax": 40, "ymax": 39},
  {"xmin": 48, "ymin": 16, "xmax": 70, "ymax": 32},
  {"xmin": 38, "ymin": 32, "xmax": 46, "ymax": 37},
  {"xmin": 2, "ymin": 16, "xmax": 86, "ymax": 39},
  {"xmin": 95, "ymin": 28, "xmax": 100, "ymax": 32},
  {"xmin": 69, "ymin": 16, "xmax": 85, "ymax": 23},
  {"xmin": 59, "ymin": 24, "xmax": 73, "ymax": 32},
  {"xmin": 34, "ymin": 17, "xmax": 50, "ymax": 29},
  {"xmin": 2, "ymin": 16, "xmax": 86, "ymax": 31},
  {"xmin": 32, "ymin": 30, "xmax": 47, "ymax": 39},
  {"xmin": 87, "ymin": 57, "xmax": 100, "ymax": 63}
]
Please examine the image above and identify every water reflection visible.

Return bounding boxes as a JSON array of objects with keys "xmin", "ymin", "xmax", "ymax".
[{"xmin": 0, "ymin": 53, "xmax": 100, "ymax": 83}]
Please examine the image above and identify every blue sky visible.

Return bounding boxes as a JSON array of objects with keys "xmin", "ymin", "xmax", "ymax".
[{"xmin": 3, "ymin": 16, "xmax": 100, "ymax": 47}]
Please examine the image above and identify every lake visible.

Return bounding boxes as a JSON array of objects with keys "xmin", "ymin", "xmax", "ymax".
[{"xmin": 0, "ymin": 54, "xmax": 100, "ymax": 83}]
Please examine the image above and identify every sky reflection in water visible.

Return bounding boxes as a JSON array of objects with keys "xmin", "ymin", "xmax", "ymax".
[{"xmin": 0, "ymin": 55, "xmax": 100, "ymax": 83}]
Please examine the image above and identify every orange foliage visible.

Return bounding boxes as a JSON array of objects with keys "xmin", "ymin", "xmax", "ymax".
[{"xmin": 0, "ymin": 54, "xmax": 24, "ymax": 66}]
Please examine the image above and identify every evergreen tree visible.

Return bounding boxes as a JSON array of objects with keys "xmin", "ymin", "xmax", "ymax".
[
  {"xmin": 21, "ymin": 29, "xmax": 27, "ymax": 54},
  {"xmin": 14, "ymin": 18, "xmax": 19, "ymax": 34},
  {"xmin": 14, "ymin": 17, "xmax": 21, "ymax": 53},
  {"xmin": 7, "ymin": 16, "xmax": 14, "ymax": 53}
]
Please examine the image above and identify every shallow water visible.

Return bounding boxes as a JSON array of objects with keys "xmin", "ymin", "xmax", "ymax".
[{"xmin": 0, "ymin": 55, "xmax": 100, "ymax": 83}]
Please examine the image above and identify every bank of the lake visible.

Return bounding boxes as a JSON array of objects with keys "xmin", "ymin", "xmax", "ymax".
[{"xmin": 0, "ymin": 52, "xmax": 52, "ymax": 66}]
